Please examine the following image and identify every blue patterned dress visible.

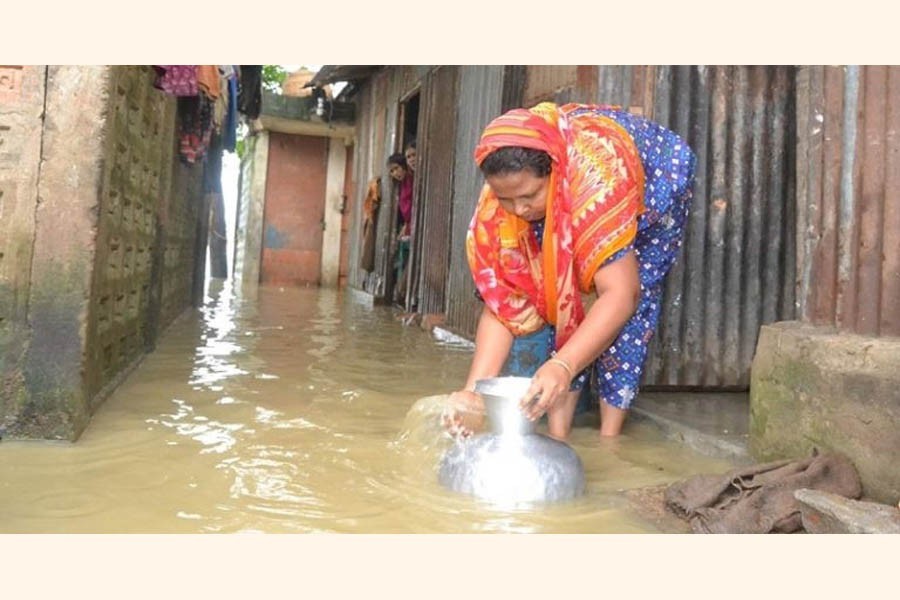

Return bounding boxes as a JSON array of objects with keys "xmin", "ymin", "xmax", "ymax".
[{"xmin": 501, "ymin": 107, "xmax": 696, "ymax": 410}]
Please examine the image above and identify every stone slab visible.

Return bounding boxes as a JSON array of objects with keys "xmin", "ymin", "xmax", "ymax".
[{"xmin": 795, "ymin": 488, "xmax": 900, "ymax": 534}]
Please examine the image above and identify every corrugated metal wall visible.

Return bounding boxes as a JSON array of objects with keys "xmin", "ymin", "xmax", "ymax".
[
  {"xmin": 347, "ymin": 66, "xmax": 439, "ymax": 302},
  {"xmin": 444, "ymin": 66, "xmax": 506, "ymax": 337},
  {"xmin": 636, "ymin": 66, "xmax": 797, "ymax": 388},
  {"xmin": 523, "ymin": 66, "xmax": 578, "ymax": 106},
  {"xmin": 796, "ymin": 65, "xmax": 900, "ymax": 337},
  {"xmin": 413, "ymin": 66, "xmax": 460, "ymax": 316},
  {"xmin": 347, "ymin": 69, "xmax": 394, "ymax": 296}
]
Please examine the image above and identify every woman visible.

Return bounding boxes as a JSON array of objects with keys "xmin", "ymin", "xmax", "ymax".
[
  {"xmin": 388, "ymin": 152, "xmax": 414, "ymax": 237},
  {"xmin": 452, "ymin": 102, "xmax": 696, "ymax": 440},
  {"xmin": 388, "ymin": 153, "xmax": 414, "ymax": 303},
  {"xmin": 404, "ymin": 140, "xmax": 417, "ymax": 174}
]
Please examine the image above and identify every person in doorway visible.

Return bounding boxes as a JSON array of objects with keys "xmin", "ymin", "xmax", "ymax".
[
  {"xmin": 388, "ymin": 152, "xmax": 414, "ymax": 304},
  {"xmin": 404, "ymin": 140, "xmax": 417, "ymax": 174},
  {"xmin": 450, "ymin": 102, "xmax": 696, "ymax": 441}
]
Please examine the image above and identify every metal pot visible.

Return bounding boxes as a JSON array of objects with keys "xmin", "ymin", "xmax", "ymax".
[{"xmin": 439, "ymin": 377, "xmax": 586, "ymax": 504}]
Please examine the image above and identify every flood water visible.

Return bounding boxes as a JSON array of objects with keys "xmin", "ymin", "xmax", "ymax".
[{"xmin": 0, "ymin": 281, "xmax": 735, "ymax": 533}]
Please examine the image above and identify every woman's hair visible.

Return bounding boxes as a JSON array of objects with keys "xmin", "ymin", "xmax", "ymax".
[
  {"xmin": 405, "ymin": 140, "xmax": 416, "ymax": 151},
  {"xmin": 387, "ymin": 152, "xmax": 408, "ymax": 169},
  {"xmin": 479, "ymin": 146, "xmax": 552, "ymax": 178}
]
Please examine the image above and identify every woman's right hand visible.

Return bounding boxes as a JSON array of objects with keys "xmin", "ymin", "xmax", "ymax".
[{"xmin": 443, "ymin": 390, "xmax": 485, "ymax": 438}]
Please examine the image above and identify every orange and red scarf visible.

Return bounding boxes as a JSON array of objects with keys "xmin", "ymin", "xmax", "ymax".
[{"xmin": 466, "ymin": 102, "xmax": 646, "ymax": 350}]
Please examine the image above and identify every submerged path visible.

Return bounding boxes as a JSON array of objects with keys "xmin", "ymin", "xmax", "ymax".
[{"xmin": 0, "ymin": 281, "xmax": 734, "ymax": 533}]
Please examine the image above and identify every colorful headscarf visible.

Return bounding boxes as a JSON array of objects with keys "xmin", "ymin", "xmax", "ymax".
[{"xmin": 466, "ymin": 102, "xmax": 646, "ymax": 350}]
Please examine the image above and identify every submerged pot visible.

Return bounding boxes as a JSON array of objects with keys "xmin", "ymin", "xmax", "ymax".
[{"xmin": 439, "ymin": 377, "xmax": 586, "ymax": 504}]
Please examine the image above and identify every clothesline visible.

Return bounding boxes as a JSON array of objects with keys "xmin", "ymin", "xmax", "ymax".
[{"xmin": 153, "ymin": 65, "xmax": 261, "ymax": 164}]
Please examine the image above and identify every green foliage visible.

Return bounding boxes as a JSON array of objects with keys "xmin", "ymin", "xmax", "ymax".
[
  {"xmin": 262, "ymin": 65, "xmax": 288, "ymax": 94},
  {"xmin": 233, "ymin": 65, "xmax": 297, "ymax": 158}
]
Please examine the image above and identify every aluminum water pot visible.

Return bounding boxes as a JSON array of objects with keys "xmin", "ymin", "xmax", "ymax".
[{"xmin": 439, "ymin": 376, "xmax": 586, "ymax": 504}]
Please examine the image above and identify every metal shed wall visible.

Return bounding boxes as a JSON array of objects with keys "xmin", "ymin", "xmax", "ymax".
[
  {"xmin": 345, "ymin": 79, "xmax": 371, "ymax": 292},
  {"xmin": 444, "ymin": 66, "xmax": 506, "ymax": 337},
  {"xmin": 593, "ymin": 66, "xmax": 798, "ymax": 388},
  {"xmin": 347, "ymin": 69, "xmax": 395, "ymax": 296},
  {"xmin": 347, "ymin": 66, "xmax": 440, "ymax": 301},
  {"xmin": 796, "ymin": 65, "xmax": 900, "ymax": 337},
  {"xmin": 413, "ymin": 66, "xmax": 460, "ymax": 316}
]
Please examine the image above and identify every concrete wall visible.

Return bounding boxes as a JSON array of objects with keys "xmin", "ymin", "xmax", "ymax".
[
  {"xmin": 233, "ymin": 131, "xmax": 268, "ymax": 295},
  {"xmin": 0, "ymin": 66, "xmax": 205, "ymax": 441},
  {"xmin": 321, "ymin": 138, "xmax": 348, "ymax": 288},
  {"xmin": 0, "ymin": 66, "xmax": 45, "ymax": 436},
  {"xmin": 21, "ymin": 66, "xmax": 114, "ymax": 438},
  {"xmin": 750, "ymin": 322, "xmax": 900, "ymax": 504}
]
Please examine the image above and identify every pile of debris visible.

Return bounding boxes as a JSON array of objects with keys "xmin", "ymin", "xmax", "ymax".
[{"xmin": 660, "ymin": 450, "xmax": 900, "ymax": 534}]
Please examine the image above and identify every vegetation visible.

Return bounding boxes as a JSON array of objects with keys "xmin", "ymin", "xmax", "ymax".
[
  {"xmin": 262, "ymin": 65, "xmax": 289, "ymax": 94},
  {"xmin": 234, "ymin": 65, "xmax": 296, "ymax": 158}
]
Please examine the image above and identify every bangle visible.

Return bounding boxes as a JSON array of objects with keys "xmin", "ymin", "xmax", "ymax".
[{"xmin": 547, "ymin": 357, "xmax": 574, "ymax": 379}]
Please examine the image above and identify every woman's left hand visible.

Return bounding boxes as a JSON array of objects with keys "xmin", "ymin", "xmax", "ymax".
[{"xmin": 520, "ymin": 360, "xmax": 573, "ymax": 421}]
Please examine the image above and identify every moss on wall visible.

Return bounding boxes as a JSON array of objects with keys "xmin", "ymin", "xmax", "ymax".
[{"xmin": 750, "ymin": 322, "xmax": 900, "ymax": 504}]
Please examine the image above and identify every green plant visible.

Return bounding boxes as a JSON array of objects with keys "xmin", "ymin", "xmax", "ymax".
[{"xmin": 262, "ymin": 65, "xmax": 288, "ymax": 94}]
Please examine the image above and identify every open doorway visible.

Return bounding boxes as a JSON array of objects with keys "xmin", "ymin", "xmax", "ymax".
[{"xmin": 390, "ymin": 90, "xmax": 419, "ymax": 310}]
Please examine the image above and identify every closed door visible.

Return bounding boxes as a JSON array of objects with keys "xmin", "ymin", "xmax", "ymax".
[{"xmin": 261, "ymin": 132, "xmax": 328, "ymax": 286}]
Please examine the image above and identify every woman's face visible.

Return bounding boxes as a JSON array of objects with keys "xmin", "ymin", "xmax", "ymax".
[
  {"xmin": 486, "ymin": 170, "xmax": 549, "ymax": 221},
  {"xmin": 404, "ymin": 147, "xmax": 417, "ymax": 172},
  {"xmin": 389, "ymin": 163, "xmax": 407, "ymax": 182}
]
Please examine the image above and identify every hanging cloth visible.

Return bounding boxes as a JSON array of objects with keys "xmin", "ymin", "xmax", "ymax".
[
  {"xmin": 238, "ymin": 65, "xmax": 263, "ymax": 119},
  {"xmin": 153, "ymin": 65, "xmax": 198, "ymax": 97},
  {"xmin": 197, "ymin": 65, "xmax": 221, "ymax": 100},
  {"xmin": 359, "ymin": 177, "xmax": 381, "ymax": 272},
  {"xmin": 222, "ymin": 73, "xmax": 238, "ymax": 152},
  {"xmin": 178, "ymin": 95, "xmax": 214, "ymax": 164}
]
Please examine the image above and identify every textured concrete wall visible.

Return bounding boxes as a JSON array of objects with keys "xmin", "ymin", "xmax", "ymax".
[
  {"xmin": 160, "ymin": 159, "xmax": 203, "ymax": 329},
  {"xmin": 85, "ymin": 66, "xmax": 178, "ymax": 405},
  {"xmin": 750, "ymin": 321, "xmax": 900, "ymax": 504},
  {"xmin": 0, "ymin": 66, "xmax": 205, "ymax": 440}
]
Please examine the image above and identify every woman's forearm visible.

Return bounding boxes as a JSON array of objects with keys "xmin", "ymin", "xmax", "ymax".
[
  {"xmin": 554, "ymin": 252, "xmax": 641, "ymax": 374},
  {"xmin": 463, "ymin": 306, "xmax": 514, "ymax": 390},
  {"xmin": 555, "ymin": 289, "xmax": 638, "ymax": 374}
]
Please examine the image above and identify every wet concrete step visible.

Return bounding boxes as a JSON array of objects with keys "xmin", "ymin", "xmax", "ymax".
[{"xmin": 631, "ymin": 391, "xmax": 751, "ymax": 463}]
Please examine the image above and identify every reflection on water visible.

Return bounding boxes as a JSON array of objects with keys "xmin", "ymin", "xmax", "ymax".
[{"xmin": 0, "ymin": 280, "xmax": 734, "ymax": 533}]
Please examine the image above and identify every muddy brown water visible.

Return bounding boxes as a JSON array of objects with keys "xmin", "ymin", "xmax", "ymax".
[{"xmin": 0, "ymin": 281, "xmax": 734, "ymax": 533}]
